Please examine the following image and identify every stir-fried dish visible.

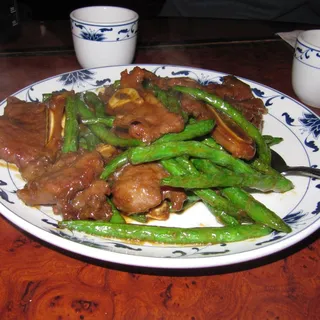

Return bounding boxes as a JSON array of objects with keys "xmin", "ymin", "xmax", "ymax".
[{"xmin": 0, "ymin": 67, "xmax": 294, "ymax": 245}]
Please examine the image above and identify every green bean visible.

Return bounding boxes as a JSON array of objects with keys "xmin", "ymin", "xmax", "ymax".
[
  {"xmin": 160, "ymin": 158, "xmax": 184, "ymax": 176},
  {"xmin": 100, "ymin": 150, "xmax": 130, "ymax": 180},
  {"xmin": 202, "ymin": 136, "xmax": 284, "ymax": 177},
  {"xmin": 81, "ymin": 117, "xmax": 115, "ymax": 127},
  {"xmin": 192, "ymin": 158, "xmax": 285, "ymax": 226},
  {"xmin": 161, "ymin": 170, "xmax": 292, "ymax": 193},
  {"xmin": 107, "ymin": 198, "xmax": 126, "ymax": 224},
  {"xmin": 201, "ymin": 137, "xmax": 225, "ymax": 151},
  {"xmin": 191, "ymin": 158, "xmax": 225, "ymax": 175},
  {"xmin": 42, "ymin": 93, "xmax": 52, "ymax": 102},
  {"xmin": 145, "ymin": 82, "xmax": 188, "ymax": 122},
  {"xmin": 154, "ymin": 120, "xmax": 215, "ymax": 145},
  {"xmin": 184, "ymin": 158, "xmax": 290, "ymax": 232},
  {"xmin": 79, "ymin": 127, "xmax": 102, "ymax": 151},
  {"xmin": 113, "ymin": 80, "xmax": 121, "ymax": 89},
  {"xmin": 127, "ymin": 214, "xmax": 148, "ymax": 223},
  {"xmin": 221, "ymin": 187, "xmax": 291, "ymax": 233},
  {"xmin": 76, "ymin": 94, "xmax": 143, "ymax": 148},
  {"xmin": 129, "ymin": 141, "xmax": 261, "ymax": 174},
  {"xmin": 263, "ymin": 135, "xmax": 283, "ymax": 147},
  {"xmin": 200, "ymin": 138, "xmax": 293, "ymax": 194},
  {"xmin": 173, "ymin": 85, "xmax": 271, "ymax": 164},
  {"xmin": 129, "ymin": 141, "xmax": 293, "ymax": 192},
  {"xmin": 194, "ymin": 189, "xmax": 242, "ymax": 223},
  {"xmin": 250, "ymin": 158, "xmax": 281, "ymax": 176},
  {"xmin": 166, "ymin": 91, "xmax": 189, "ymax": 122},
  {"xmin": 58, "ymin": 220, "xmax": 272, "ymax": 245},
  {"xmin": 176, "ymin": 156, "xmax": 285, "ymax": 230},
  {"xmin": 99, "ymin": 120, "xmax": 215, "ymax": 181},
  {"xmin": 79, "ymin": 137, "xmax": 88, "ymax": 150},
  {"xmin": 175, "ymin": 156, "xmax": 199, "ymax": 175},
  {"xmin": 84, "ymin": 91, "xmax": 106, "ymax": 117},
  {"xmin": 187, "ymin": 117, "xmax": 197, "ymax": 124},
  {"xmin": 62, "ymin": 95, "xmax": 79, "ymax": 153},
  {"xmin": 178, "ymin": 194, "xmax": 200, "ymax": 212},
  {"xmin": 201, "ymin": 135, "xmax": 285, "ymax": 177},
  {"xmin": 160, "ymin": 159, "xmax": 240, "ymax": 225},
  {"xmin": 204, "ymin": 203, "xmax": 239, "ymax": 227}
]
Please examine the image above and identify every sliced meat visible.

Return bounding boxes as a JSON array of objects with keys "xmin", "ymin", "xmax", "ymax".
[
  {"xmin": 0, "ymin": 93, "xmax": 67, "ymax": 179},
  {"xmin": 119, "ymin": 66, "xmax": 201, "ymax": 91},
  {"xmin": 0, "ymin": 97, "xmax": 48, "ymax": 168},
  {"xmin": 180, "ymin": 94, "xmax": 256, "ymax": 159},
  {"xmin": 66, "ymin": 180, "xmax": 112, "ymax": 220},
  {"xmin": 225, "ymin": 97, "xmax": 266, "ymax": 130},
  {"xmin": 20, "ymin": 93, "xmax": 68, "ymax": 181},
  {"xmin": 20, "ymin": 155, "xmax": 53, "ymax": 182},
  {"xmin": 111, "ymin": 163, "xmax": 169, "ymax": 214},
  {"xmin": 17, "ymin": 150, "xmax": 111, "ymax": 220},
  {"xmin": 110, "ymin": 93, "xmax": 185, "ymax": 143},
  {"xmin": 120, "ymin": 66, "xmax": 150, "ymax": 90},
  {"xmin": 207, "ymin": 75, "xmax": 267, "ymax": 130},
  {"xmin": 162, "ymin": 187, "xmax": 187, "ymax": 212},
  {"xmin": 145, "ymin": 187, "xmax": 187, "ymax": 220},
  {"xmin": 180, "ymin": 94, "xmax": 212, "ymax": 120},
  {"xmin": 157, "ymin": 76, "xmax": 201, "ymax": 91},
  {"xmin": 118, "ymin": 68, "xmax": 266, "ymax": 130},
  {"xmin": 207, "ymin": 75, "xmax": 254, "ymax": 101}
]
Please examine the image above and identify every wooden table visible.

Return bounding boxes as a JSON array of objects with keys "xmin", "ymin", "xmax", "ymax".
[{"xmin": 0, "ymin": 18, "xmax": 319, "ymax": 319}]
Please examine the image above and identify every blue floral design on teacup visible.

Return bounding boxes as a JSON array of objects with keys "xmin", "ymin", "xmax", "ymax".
[
  {"xmin": 294, "ymin": 40, "xmax": 320, "ymax": 69},
  {"xmin": 71, "ymin": 20, "xmax": 138, "ymax": 42}
]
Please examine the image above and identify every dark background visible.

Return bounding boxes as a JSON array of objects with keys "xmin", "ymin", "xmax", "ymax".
[
  {"xmin": 17, "ymin": 0, "xmax": 165, "ymax": 21},
  {"xmin": 12, "ymin": 0, "xmax": 320, "ymax": 26}
]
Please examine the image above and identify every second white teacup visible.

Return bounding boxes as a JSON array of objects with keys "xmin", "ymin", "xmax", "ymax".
[
  {"xmin": 292, "ymin": 29, "xmax": 320, "ymax": 108},
  {"xmin": 70, "ymin": 6, "xmax": 139, "ymax": 69}
]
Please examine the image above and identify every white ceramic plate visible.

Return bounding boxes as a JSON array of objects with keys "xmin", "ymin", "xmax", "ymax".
[{"xmin": 0, "ymin": 64, "xmax": 319, "ymax": 269}]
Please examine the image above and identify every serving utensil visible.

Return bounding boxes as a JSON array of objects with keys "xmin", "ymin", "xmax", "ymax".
[{"xmin": 271, "ymin": 149, "xmax": 320, "ymax": 179}]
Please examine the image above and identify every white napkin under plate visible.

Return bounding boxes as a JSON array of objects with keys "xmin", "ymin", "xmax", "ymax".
[{"xmin": 276, "ymin": 30, "xmax": 304, "ymax": 47}]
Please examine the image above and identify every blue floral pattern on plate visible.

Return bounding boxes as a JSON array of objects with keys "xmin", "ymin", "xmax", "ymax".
[{"xmin": 0, "ymin": 64, "xmax": 319, "ymax": 269}]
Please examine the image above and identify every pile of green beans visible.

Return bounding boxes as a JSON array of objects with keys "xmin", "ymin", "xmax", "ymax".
[{"xmin": 57, "ymin": 78, "xmax": 294, "ymax": 245}]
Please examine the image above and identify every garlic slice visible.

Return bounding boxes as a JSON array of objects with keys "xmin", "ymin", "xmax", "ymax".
[{"xmin": 108, "ymin": 88, "xmax": 144, "ymax": 109}]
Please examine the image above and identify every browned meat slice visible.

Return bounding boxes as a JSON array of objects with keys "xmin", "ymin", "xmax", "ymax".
[
  {"xmin": 180, "ymin": 94, "xmax": 212, "ymax": 120},
  {"xmin": 66, "ymin": 180, "xmax": 112, "ymax": 220},
  {"xmin": 20, "ymin": 156, "xmax": 52, "ymax": 182},
  {"xmin": 180, "ymin": 94, "xmax": 256, "ymax": 159},
  {"xmin": 120, "ymin": 66, "xmax": 150, "ymax": 90},
  {"xmin": 207, "ymin": 75, "xmax": 267, "ymax": 129},
  {"xmin": 162, "ymin": 187, "xmax": 187, "ymax": 212},
  {"xmin": 225, "ymin": 97, "xmax": 266, "ymax": 130},
  {"xmin": 111, "ymin": 163, "xmax": 170, "ymax": 214},
  {"xmin": 98, "ymin": 84, "xmax": 117, "ymax": 106},
  {"xmin": 119, "ymin": 66, "xmax": 201, "ymax": 91},
  {"xmin": 178, "ymin": 75, "xmax": 267, "ymax": 159},
  {"xmin": 145, "ymin": 187, "xmax": 187, "ymax": 220},
  {"xmin": 157, "ymin": 76, "xmax": 201, "ymax": 90},
  {"xmin": 0, "ymin": 93, "xmax": 67, "ymax": 181},
  {"xmin": 207, "ymin": 75, "xmax": 254, "ymax": 101},
  {"xmin": 0, "ymin": 97, "xmax": 47, "ymax": 168},
  {"xmin": 17, "ymin": 150, "xmax": 112, "ymax": 220},
  {"xmin": 110, "ymin": 93, "xmax": 185, "ymax": 143},
  {"xmin": 19, "ymin": 93, "xmax": 68, "ymax": 181}
]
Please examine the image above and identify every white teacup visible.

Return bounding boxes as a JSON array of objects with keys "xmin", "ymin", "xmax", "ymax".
[
  {"xmin": 292, "ymin": 29, "xmax": 320, "ymax": 108},
  {"xmin": 70, "ymin": 6, "xmax": 139, "ymax": 69}
]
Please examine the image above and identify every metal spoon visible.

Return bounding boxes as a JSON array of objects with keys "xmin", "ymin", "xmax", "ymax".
[{"xmin": 270, "ymin": 149, "xmax": 320, "ymax": 179}]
